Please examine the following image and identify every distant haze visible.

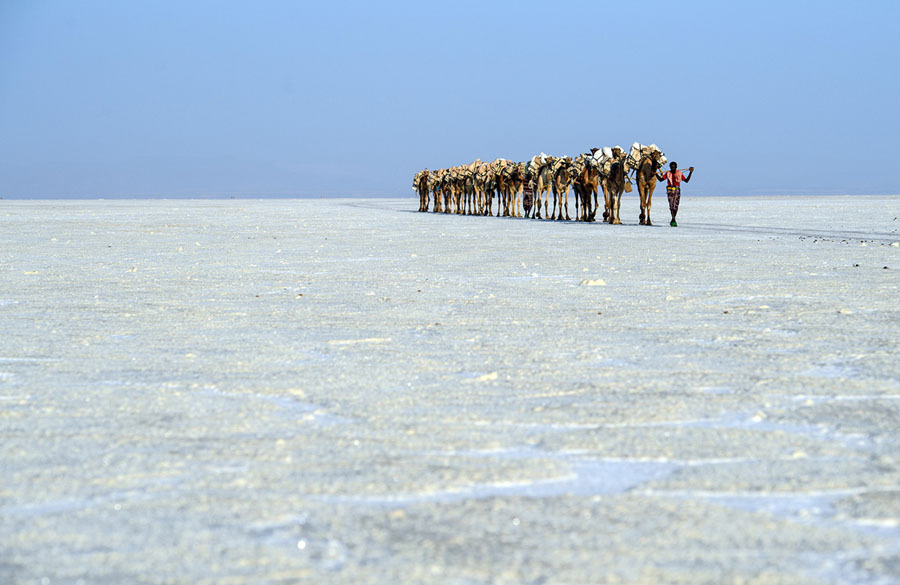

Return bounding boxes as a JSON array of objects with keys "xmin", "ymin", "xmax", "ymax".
[{"xmin": 1, "ymin": 0, "xmax": 898, "ymax": 198}]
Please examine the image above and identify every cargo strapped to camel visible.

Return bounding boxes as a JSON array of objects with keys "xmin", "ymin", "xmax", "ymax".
[
  {"xmin": 627, "ymin": 142, "xmax": 667, "ymax": 173},
  {"xmin": 588, "ymin": 146, "xmax": 627, "ymax": 177}
]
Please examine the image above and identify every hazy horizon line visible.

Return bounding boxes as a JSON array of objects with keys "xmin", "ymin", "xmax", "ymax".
[{"xmin": 2, "ymin": 192, "xmax": 899, "ymax": 201}]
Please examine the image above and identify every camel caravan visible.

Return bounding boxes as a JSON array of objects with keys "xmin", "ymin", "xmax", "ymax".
[{"xmin": 412, "ymin": 143, "xmax": 668, "ymax": 225}]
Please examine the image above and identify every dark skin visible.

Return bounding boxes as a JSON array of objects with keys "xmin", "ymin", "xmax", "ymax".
[{"xmin": 656, "ymin": 162, "xmax": 694, "ymax": 183}]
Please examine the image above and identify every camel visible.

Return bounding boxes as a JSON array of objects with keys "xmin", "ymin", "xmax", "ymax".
[
  {"xmin": 466, "ymin": 171, "xmax": 480, "ymax": 215},
  {"xmin": 442, "ymin": 170, "xmax": 456, "ymax": 214},
  {"xmin": 570, "ymin": 157, "xmax": 586, "ymax": 221},
  {"xmin": 413, "ymin": 169, "xmax": 430, "ymax": 212},
  {"xmin": 451, "ymin": 167, "xmax": 466, "ymax": 214},
  {"xmin": 472, "ymin": 165, "xmax": 484, "ymax": 215},
  {"xmin": 636, "ymin": 150, "xmax": 664, "ymax": 225},
  {"xmin": 507, "ymin": 162, "xmax": 528, "ymax": 218},
  {"xmin": 475, "ymin": 163, "xmax": 494, "ymax": 215},
  {"xmin": 602, "ymin": 158, "xmax": 626, "ymax": 224},
  {"xmin": 476, "ymin": 164, "xmax": 496, "ymax": 216},
  {"xmin": 551, "ymin": 157, "xmax": 573, "ymax": 220},
  {"xmin": 571, "ymin": 154, "xmax": 600, "ymax": 221},
  {"xmin": 494, "ymin": 162, "xmax": 507, "ymax": 216},
  {"xmin": 534, "ymin": 157, "xmax": 555, "ymax": 219},
  {"xmin": 489, "ymin": 159, "xmax": 510, "ymax": 217},
  {"xmin": 589, "ymin": 147, "xmax": 602, "ymax": 215},
  {"xmin": 457, "ymin": 170, "xmax": 468, "ymax": 215},
  {"xmin": 461, "ymin": 161, "xmax": 481, "ymax": 215},
  {"xmin": 429, "ymin": 170, "xmax": 443, "ymax": 213},
  {"xmin": 499, "ymin": 161, "xmax": 518, "ymax": 217}
]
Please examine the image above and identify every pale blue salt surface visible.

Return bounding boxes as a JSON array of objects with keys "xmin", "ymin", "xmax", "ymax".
[{"xmin": 2, "ymin": 196, "xmax": 900, "ymax": 584}]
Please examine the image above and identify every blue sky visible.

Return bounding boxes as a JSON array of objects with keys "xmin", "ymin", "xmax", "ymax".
[{"xmin": 1, "ymin": 0, "xmax": 898, "ymax": 198}]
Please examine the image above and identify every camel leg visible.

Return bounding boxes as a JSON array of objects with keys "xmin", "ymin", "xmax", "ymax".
[
  {"xmin": 612, "ymin": 190, "xmax": 622, "ymax": 224},
  {"xmin": 608, "ymin": 190, "xmax": 614, "ymax": 223},
  {"xmin": 607, "ymin": 184, "xmax": 614, "ymax": 223},
  {"xmin": 638, "ymin": 184, "xmax": 646, "ymax": 224},
  {"xmin": 564, "ymin": 190, "xmax": 571, "ymax": 220}
]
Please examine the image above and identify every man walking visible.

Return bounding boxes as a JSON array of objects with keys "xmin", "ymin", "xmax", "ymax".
[{"xmin": 657, "ymin": 162, "xmax": 694, "ymax": 226}]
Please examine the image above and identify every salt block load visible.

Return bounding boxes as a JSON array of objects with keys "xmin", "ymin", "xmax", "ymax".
[{"xmin": 627, "ymin": 142, "xmax": 667, "ymax": 171}]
